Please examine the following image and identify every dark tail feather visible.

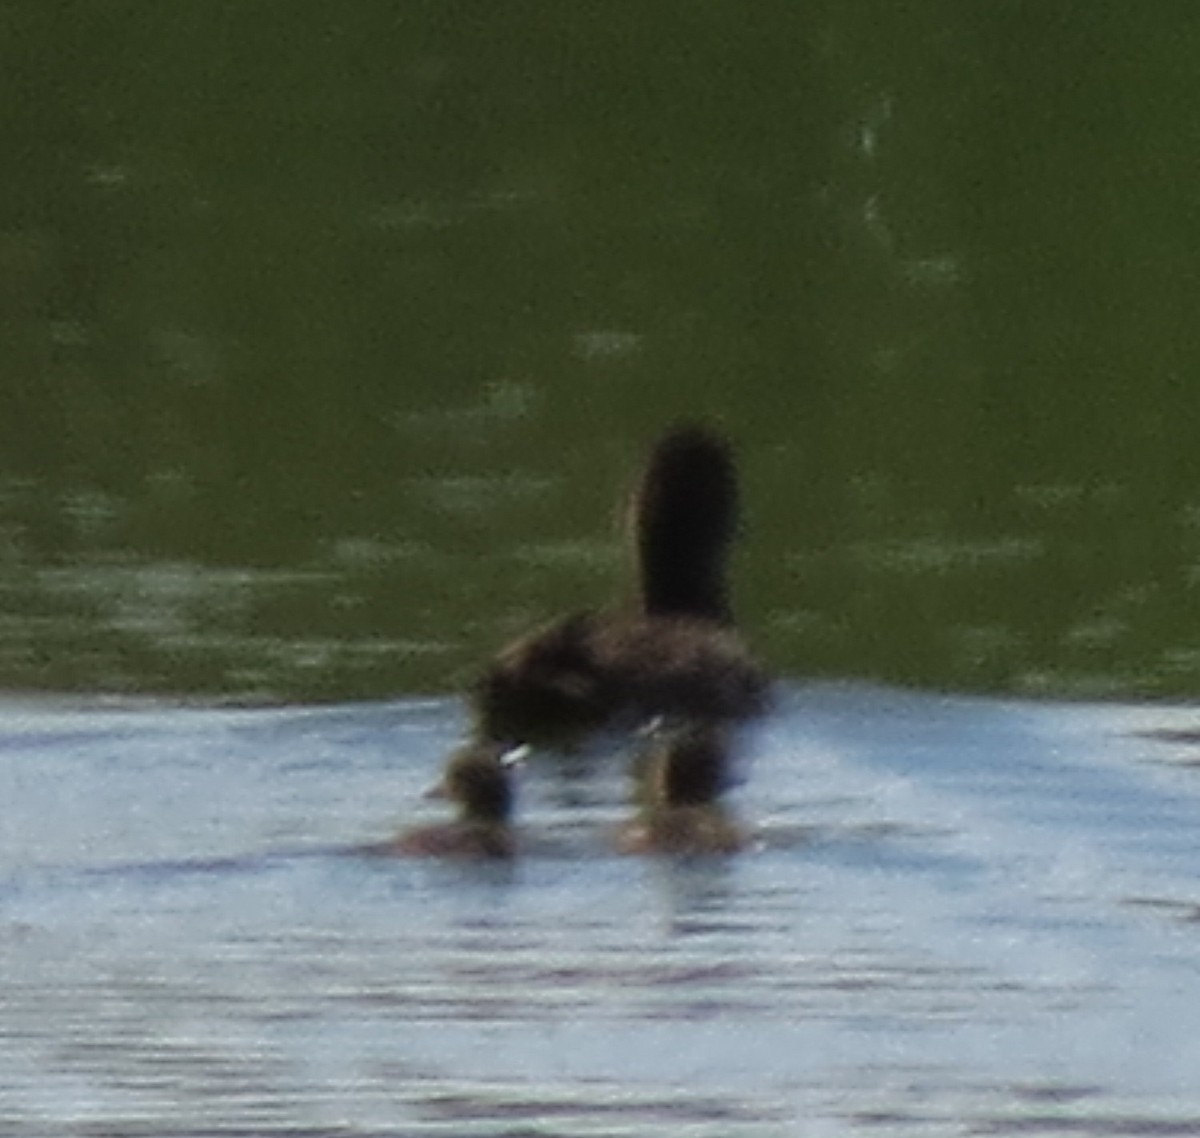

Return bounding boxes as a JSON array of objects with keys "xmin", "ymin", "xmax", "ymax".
[{"xmin": 632, "ymin": 425, "xmax": 739, "ymax": 624}]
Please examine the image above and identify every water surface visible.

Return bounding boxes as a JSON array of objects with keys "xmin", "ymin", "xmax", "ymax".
[{"xmin": 6, "ymin": 684, "xmax": 1200, "ymax": 1135}]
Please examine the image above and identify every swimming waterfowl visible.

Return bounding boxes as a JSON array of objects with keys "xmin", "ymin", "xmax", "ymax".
[
  {"xmin": 385, "ymin": 742, "xmax": 517, "ymax": 858},
  {"xmin": 472, "ymin": 425, "xmax": 769, "ymax": 752},
  {"xmin": 475, "ymin": 609, "xmax": 766, "ymax": 750},
  {"xmin": 618, "ymin": 723, "xmax": 745, "ymax": 855}
]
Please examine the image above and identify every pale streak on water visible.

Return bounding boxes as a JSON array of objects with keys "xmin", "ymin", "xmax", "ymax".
[{"xmin": 4, "ymin": 685, "xmax": 1200, "ymax": 1136}]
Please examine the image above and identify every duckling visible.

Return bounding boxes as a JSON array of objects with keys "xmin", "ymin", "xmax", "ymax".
[
  {"xmin": 384, "ymin": 742, "xmax": 518, "ymax": 858},
  {"xmin": 473, "ymin": 425, "xmax": 769, "ymax": 752},
  {"xmin": 618, "ymin": 723, "xmax": 745, "ymax": 855}
]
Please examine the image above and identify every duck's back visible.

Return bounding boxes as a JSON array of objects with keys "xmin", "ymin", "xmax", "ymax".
[{"xmin": 590, "ymin": 613, "xmax": 769, "ymax": 723}]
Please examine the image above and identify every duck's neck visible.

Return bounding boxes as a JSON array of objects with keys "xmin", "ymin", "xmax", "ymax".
[{"xmin": 632, "ymin": 428, "xmax": 738, "ymax": 625}]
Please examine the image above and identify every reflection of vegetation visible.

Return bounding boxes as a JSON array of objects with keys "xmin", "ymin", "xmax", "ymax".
[{"xmin": 4, "ymin": 5, "xmax": 1200, "ymax": 699}]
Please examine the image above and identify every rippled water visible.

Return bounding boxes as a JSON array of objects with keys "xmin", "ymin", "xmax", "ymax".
[{"xmin": 5, "ymin": 685, "xmax": 1200, "ymax": 1136}]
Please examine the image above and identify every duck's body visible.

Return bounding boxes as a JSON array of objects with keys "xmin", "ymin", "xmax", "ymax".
[
  {"xmin": 476, "ymin": 610, "xmax": 768, "ymax": 751},
  {"xmin": 384, "ymin": 743, "xmax": 516, "ymax": 859},
  {"xmin": 473, "ymin": 425, "xmax": 769, "ymax": 751},
  {"xmin": 618, "ymin": 723, "xmax": 745, "ymax": 855}
]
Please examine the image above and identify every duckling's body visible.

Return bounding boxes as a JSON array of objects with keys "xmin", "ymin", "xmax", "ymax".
[
  {"xmin": 390, "ymin": 817, "xmax": 514, "ymax": 859},
  {"xmin": 385, "ymin": 743, "xmax": 516, "ymax": 859},
  {"xmin": 617, "ymin": 803, "xmax": 744, "ymax": 856},
  {"xmin": 473, "ymin": 425, "xmax": 769, "ymax": 751},
  {"xmin": 618, "ymin": 724, "xmax": 745, "ymax": 855}
]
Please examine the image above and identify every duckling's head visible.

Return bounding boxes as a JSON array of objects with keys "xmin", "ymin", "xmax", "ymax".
[
  {"xmin": 652, "ymin": 723, "xmax": 732, "ymax": 808},
  {"xmin": 433, "ymin": 741, "xmax": 518, "ymax": 824}
]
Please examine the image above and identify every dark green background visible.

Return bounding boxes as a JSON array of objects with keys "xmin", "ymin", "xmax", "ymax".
[{"xmin": 5, "ymin": 4, "xmax": 1200, "ymax": 702}]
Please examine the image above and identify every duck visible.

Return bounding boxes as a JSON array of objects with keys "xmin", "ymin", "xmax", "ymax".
[
  {"xmin": 471, "ymin": 424, "xmax": 770, "ymax": 752},
  {"xmin": 617, "ymin": 722, "xmax": 746, "ymax": 855},
  {"xmin": 382, "ymin": 741, "xmax": 518, "ymax": 858}
]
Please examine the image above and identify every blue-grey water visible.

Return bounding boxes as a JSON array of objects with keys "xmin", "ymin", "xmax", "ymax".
[{"xmin": 5, "ymin": 685, "xmax": 1200, "ymax": 1136}]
